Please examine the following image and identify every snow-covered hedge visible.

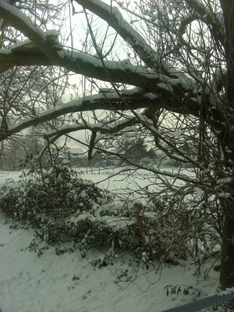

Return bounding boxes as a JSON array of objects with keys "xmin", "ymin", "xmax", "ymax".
[
  {"xmin": 0, "ymin": 165, "xmax": 110, "ymax": 219},
  {"xmin": 0, "ymin": 164, "xmax": 221, "ymax": 267},
  {"xmin": 0, "ymin": 165, "xmax": 139, "ymax": 255},
  {"xmin": 0, "ymin": 165, "xmax": 112, "ymax": 242}
]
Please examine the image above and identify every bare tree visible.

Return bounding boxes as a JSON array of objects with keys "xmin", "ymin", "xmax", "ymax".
[{"xmin": 0, "ymin": 0, "xmax": 234, "ymax": 291}]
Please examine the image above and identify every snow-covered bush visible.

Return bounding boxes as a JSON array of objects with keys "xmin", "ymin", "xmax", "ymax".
[
  {"xmin": 0, "ymin": 164, "xmax": 221, "ymax": 266},
  {"xmin": 132, "ymin": 194, "xmax": 221, "ymax": 266},
  {"xmin": 0, "ymin": 164, "xmax": 113, "ymax": 244},
  {"xmin": 0, "ymin": 165, "xmax": 145, "ymax": 258}
]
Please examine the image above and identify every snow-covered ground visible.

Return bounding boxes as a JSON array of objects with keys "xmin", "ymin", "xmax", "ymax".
[{"xmin": 0, "ymin": 170, "xmax": 219, "ymax": 312}]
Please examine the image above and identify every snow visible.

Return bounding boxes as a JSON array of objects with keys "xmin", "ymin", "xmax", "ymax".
[
  {"xmin": 67, "ymin": 50, "xmax": 157, "ymax": 79},
  {"xmin": 6, "ymin": 30, "xmax": 59, "ymax": 52},
  {"xmin": 143, "ymin": 93, "xmax": 159, "ymax": 100},
  {"xmin": 78, "ymin": 0, "xmax": 193, "ymax": 88},
  {"xmin": 0, "ymin": 170, "xmax": 220, "ymax": 312},
  {"xmin": 217, "ymin": 192, "xmax": 230, "ymax": 199},
  {"xmin": 194, "ymin": 187, "xmax": 204, "ymax": 197},
  {"xmin": 173, "ymin": 130, "xmax": 183, "ymax": 137},
  {"xmin": 216, "ymin": 177, "xmax": 232, "ymax": 185},
  {"xmin": 7, "ymin": 86, "xmax": 162, "ymax": 138},
  {"xmin": 157, "ymin": 82, "xmax": 173, "ymax": 92},
  {"xmin": 218, "ymin": 288, "xmax": 234, "ymax": 296},
  {"xmin": 0, "ymin": 1, "xmax": 46, "ymax": 41}
]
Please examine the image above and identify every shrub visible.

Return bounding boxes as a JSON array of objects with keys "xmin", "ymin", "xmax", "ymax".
[
  {"xmin": 0, "ymin": 164, "xmax": 113, "ymax": 246},
  {"xmin": 0, "ymin": 163, "xmax": 221, "ymax": 268},
  {"xmin": 131, "ymin": 193, "xmax": 221, "ymax": 267},
  {"xmin": 0, "ymin": 164, "xmax": 145, "ymax": 259}
]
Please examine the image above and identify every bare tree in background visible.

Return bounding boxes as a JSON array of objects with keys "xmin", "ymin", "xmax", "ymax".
[{"xmin": 0, "ymin": 0, "xmax": 234, "ymax": 291}]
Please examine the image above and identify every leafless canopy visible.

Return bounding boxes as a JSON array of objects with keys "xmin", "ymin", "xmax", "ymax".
[{"xmin": 0, "ymin": 0, "xmax": 231, "ymax": 154}]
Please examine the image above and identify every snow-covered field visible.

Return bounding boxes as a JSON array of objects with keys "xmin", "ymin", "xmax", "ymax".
[{"xmin": 0, "ymin": 170, "xmax": 219, "ymax": 312}]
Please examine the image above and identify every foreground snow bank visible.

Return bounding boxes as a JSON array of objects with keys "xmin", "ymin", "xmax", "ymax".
[{"xmin": 0, "ymin": 214, "xmax": 219, "ymax": 312}]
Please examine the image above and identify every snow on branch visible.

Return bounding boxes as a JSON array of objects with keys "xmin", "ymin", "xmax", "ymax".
[
  {"xmin": 74, "ymin": 0, "xmax": 185, "ymax": 79},
  {"xmin": 0, "ymin": 90, "xmax": 158, "ymax": 141},
  {"xmin": 0, "ymin": 0, "xmax": 195, "ymax": 92},
  {"xmin": 0, "ymin": 0, "xmax": 226, "ymax": 144},
  {"xmin": 44, "ymin": 117, "xmax": 139, "ymax": 141},
  {"xmin": 0, "ymin": 80, "xmax": 211, "ymax": 143},
  {"xmin": 75, "ymin": 0, "xmax": 159, "ymax": 69},
  {"xmin": 0, "ymin": 1, "xmax": 61, "ymax": 62},
  {"xmin": 0, "ymin": 46, "xmax": 162, "ymax": 89}
]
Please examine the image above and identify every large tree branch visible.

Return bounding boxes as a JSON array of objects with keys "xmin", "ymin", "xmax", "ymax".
[
  {"xmin": 75, "ymin": 0, "xmax": 186, "ymax": 79},
  {"xmin": 0, "ymin": 0, "xmax": 196, "ymax": 97},
  {"xmin": 0, "ymin": 1, "xmax": 160, "ymax": 89},
  {"xmin": 0, "ymin": 0, "xmax": 229, "ymax": 147},
  {"xmin": 0, "ymin": 46, "xmax": 162, "ymax": 89},
  {"xmin": 44, "ymin": 117, "xmax": 139, "ymax": 141},
  {"xmin": 5, "ymin": 83, "xmax": 228, "ymax": 145},
  {"xmin": 0, "ymin": 92, "xmax": 151, "ymax": 141},
  {"xmin": 0, "ymin": 88, "xmax": 201, "ymax": 141},
  {"xmin": 0, "ymin": 51, "xmax": 51, "ymax": 73},
  {"xmin": 74, "ymin": 0, "xmax": 159, "ymax": 70},
  {"xmin": 0, "ymin": 1, "xmax": 60, "ymax": 62},
  {"xmin": 0, "ymin": 71, "xmax": 229, "ymax": 147}
]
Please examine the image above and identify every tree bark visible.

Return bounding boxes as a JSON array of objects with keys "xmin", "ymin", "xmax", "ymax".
[
  {"xmin": 219, "ymin": 0, "xmax": 234, "ymax": 293},
  {"xmin": 220, "ymin": 202, "xmax": 234, "ymax": 290}
]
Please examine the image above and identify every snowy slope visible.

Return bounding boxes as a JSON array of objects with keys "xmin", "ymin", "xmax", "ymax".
[{"xmin": 0, "ymin": 170, "xmax": 219, "ymax": 312}]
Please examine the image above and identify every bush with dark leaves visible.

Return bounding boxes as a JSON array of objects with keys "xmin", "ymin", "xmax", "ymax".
[{"xmin": 0, "ymin": 164, "xmax": 113, "ymax": 247}]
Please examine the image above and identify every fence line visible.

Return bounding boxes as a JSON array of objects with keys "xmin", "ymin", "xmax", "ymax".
[
  {"xmin": 77, "ymin": 166, "xmax": 157, "ymax": 177},
  {"xmin": 162, "ymin": 289, "xmax": 234, "ymax": 312}
]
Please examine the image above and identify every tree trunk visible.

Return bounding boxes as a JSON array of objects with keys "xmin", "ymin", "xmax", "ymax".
[
  {"xmin": 219, "ymin": 0, "xmax": 234, "ymax": 295},
  {"xmin": 220, "ymin": 209, "xmax": 234, "ymax": 290}
]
